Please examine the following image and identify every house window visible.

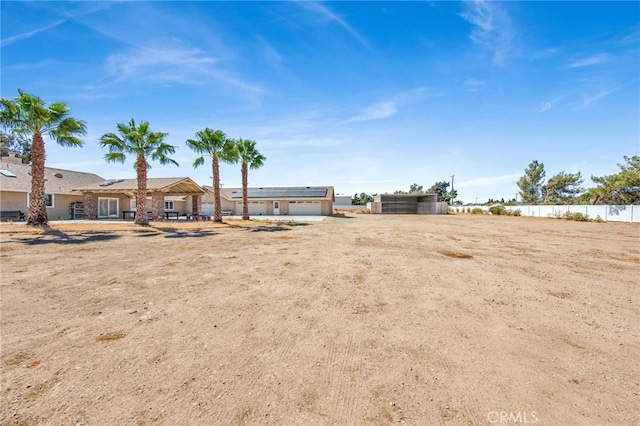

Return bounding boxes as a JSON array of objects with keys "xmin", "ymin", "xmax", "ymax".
[
  {"xmin": 28, "ymin": 193, "xmax": 54, "ymax": 208},
  {"xmin": 164, "ymin": 201, "xmax": 174, "ymax": 210},
  {"xmin": 130, "ymin": 199, "xmax": 137, "ymax": 210},
  {"xmin": 98, "ymin": 197, "xmax": 119, "ymax": 217}
]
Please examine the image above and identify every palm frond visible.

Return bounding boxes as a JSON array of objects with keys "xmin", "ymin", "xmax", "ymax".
[
  {"xmin": 104, "ymin": 152, "xmax": 126, "ymax": 163},
  {"xmin": 193, "ymin": 156, "xmax": 205, "ymax": 168}
]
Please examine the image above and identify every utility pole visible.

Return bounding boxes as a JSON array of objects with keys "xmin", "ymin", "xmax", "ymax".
[{"xmin": 450, "ymin": 174, "xmax": 455, "ymax": 205}]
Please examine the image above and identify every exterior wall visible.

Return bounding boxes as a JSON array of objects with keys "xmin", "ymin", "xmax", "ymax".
[
  {"xmin": 417, "ymin": 202, "xmax": 432, "ymax": 214},
  {"xmin": 371, "ymin": 194, "xmax": 442, "ymax": 215},
  {"xmin": 0, "ymin": 191, "xmax": 84, "ymax": 220},
  {"xmin": 321, "ymin": 200, "xmax": 333, "ymax": 216},
  {"xmin": 368, "ymin": 201, "xmax": 382, "ymax": 214},
  {"xmin": 50, "ymin": 194, "xmax": 86, "ymax": 220},
  {"xmin": 334, "ymin": 195, "xmax": 352, "ymax": 206},
  {"xmin": 0, "ymin": 191, "xmax": 27, "ymax": 211},
  {"xmin": 280, "ymin": 201, "xmax": 290, "ymax": 215},
  {"xmin": 449, "ymin": 204, "xmax": 640, "ymax": 223}
]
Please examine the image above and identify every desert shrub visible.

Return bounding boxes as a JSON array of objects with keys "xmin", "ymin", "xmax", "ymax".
[
  {"xmin": 593, "ymin": 215, "xmax": 604, "ymax": 223},
  {"xmin": 471, "ymin": 207, "xmax": 484, "ymax": 214},
  {"xmin": 489, "ymin": 205, "xmax": 507, "ymax": 215},
  {"xmin": 510, "ymin": 209, "xmax": 522, "ymax": 216},
  {"xmin": 563, "ymin": 211, "xmax": 591, "ymax": 222},
  {"xmin": 356, "ymin": 208, "xmax": 370, "ymax": 214},
  {"xmin": 447, "ymin": 208, "xmax": 456, "ymax": 214}
]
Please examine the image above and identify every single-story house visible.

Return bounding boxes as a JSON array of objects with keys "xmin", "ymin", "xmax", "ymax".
[
  {"xmin": 0, "ymin": 154, "xmax": 105, "ymax": 220},
  {"xmin": 202, "ymin": 186, "xmax": 335, "ymax": 216},
  {"xmin": 74, "ymin": 178, "xmax": 205, "ymax": 220},
  {"xmin": 369, "ymin": 193, "xmax": 447, "ymax": 214}
]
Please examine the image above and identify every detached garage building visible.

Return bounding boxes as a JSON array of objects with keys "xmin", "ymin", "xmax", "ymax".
[
  {"xmin": 369, "ymin": 193, "xmax": 447, "ymax": 214},
  {"xmin": 202, "ymin": 186, "xmax": 334, "ymax": 216}
]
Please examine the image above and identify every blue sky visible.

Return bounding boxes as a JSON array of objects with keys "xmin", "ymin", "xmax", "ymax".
[{"xmin": 1, "ymin": 1, "xmax": 638, "ymax": 203}]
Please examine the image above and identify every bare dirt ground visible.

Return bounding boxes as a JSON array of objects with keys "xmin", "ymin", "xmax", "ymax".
[{"xmin": 1, "ymin": 214, "xmax": 638, "ymax": 425}]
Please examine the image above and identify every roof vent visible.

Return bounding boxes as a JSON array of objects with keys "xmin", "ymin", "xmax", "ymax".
[
  {"xmin": 99, "ymin": 179, "xmax": 124, "ymax": 186},
  {"xmin": 54, "ymin": 173, "xmax": 63, "ymax": 178}
]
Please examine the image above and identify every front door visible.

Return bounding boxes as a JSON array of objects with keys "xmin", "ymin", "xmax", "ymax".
[{"xmin": 273, "ymin": 201, "xmax": 280, "ymax": 215}]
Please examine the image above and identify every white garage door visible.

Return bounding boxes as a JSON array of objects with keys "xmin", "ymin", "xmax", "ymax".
[
  {"xmin": 236, "ymin": 202, "xmax": 267, "ymax": 215},
  {"xmin": 289, "ymin": 201, "xmax": 322, "ymax": 215}
]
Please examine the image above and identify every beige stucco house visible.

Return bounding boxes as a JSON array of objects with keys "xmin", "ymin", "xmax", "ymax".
[
  {"xmin": 202, "ymin": 186, "xmax": 335, "ymax": 216},
  {"xmin": 74, "ymin": 178, "xmax": 205, "ymax": 220},
  {"xmin": 0, "ymin": 155, "xmax": 105, "ymax": 220}
]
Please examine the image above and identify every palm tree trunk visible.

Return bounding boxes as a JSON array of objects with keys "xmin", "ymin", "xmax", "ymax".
[
  {"xmin": 136, "ymin": 155, "xmax": 149, "ymax": 226},
  {"xmin": 242, "ymin": 162, "xmax": 249, "ymax": 220},
  {"xmin": 213, "ymin": 156, "xmax": 222, "ymax": 222},
  {"xmin": 27, "ymin": 132, "xmax": 48, "ymax": 226}
]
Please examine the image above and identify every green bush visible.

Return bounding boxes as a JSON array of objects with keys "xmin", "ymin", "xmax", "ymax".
[
  {"xmin": 489, "ymin": 205, "xmax": 507, "ymax": 215},
  {"xmin": 563, "ymin": 211, "xmax": 591, "ymax": 222},
  {"xmin": 471, "ymin": 207, "xmax": 484, "ymax": 214}
]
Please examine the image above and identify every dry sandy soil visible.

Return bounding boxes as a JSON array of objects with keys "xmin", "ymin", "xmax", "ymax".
[{"xmin": 1, "ymin": 214, "xmax": 638, "ymax": 425}]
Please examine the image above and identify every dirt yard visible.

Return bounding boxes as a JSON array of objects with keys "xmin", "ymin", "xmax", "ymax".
[{"xmin": 1, "ymin": 214, "xmax": 638, "ymax": 425}]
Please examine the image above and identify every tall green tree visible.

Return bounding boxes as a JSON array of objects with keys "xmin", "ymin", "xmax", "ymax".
[
  {"xmin": 409, "ymin": 183, "xmax": 424, "ymax": 194},
  {"xmin": 542, "ymin": 171, "xmax": 584, "ymax": 204},
  {"xmin": 0, "ymin": 130, "xmax": 31, "ymax": 163},
  {"xmin": 234, "ymin": 138, "xmax": 266, "ymax": 220},
  {"xmin": 99, "ymin": 119, "xmax": 177, "ymax": 226},
  {"xmin": 517, "ymin": 160, "xmax": 546, "ymax": 204},
  {"xmin": 186, "ymin": 128, "xmax": 237, "ymax": 222},
  {"xmin": 589, "ymin": 155, "xmax": 640, "ymax": 205},
  {"xmin": 0, "ymin": 90, "xmax": 86, "ymax": 226},
  {"xmin": 427, "ymin": 181, "xmax": 456, "ymax": 203}
]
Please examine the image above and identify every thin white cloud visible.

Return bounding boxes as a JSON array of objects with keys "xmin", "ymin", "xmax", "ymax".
[
  {"xmin": 456, "ymin": 173, "xmax": 521, "ymax": 188},
  {"xmin": 465, "ymin": 78, "xmax": 486, "ymax": 91},
  {"xmin": 347, "ymin": 102, "xmax": 398, "ymax": 123},
  {"xmin": 567, "ymin": 54, "xmax": 613, "ymax": 69},
  {"xmin": 1, "ymin": 20, "xmax": 66, "ymax": 48},
  {"xmin": 539, "ymin": 101, "xmax": 553, "ymax": 113},
  {"xmin": 581, "ymin": 88, "xmax": 616, "ymax": 108},
  {"xmin": 346, "ymin": 87, "xmax": 433, "ymax": 123},
  {"xmin": 1, "ymin": 2, "xmax": 119, "ymax": 48},
  {"xmin": 103, "ymin": 39, "xmax": 262, "ymax": 93},
  {"xmin": 539, "ymin": 96, "xmax": 563, "ymax": 113},
  {"xmin": 460, "ymin": 0, "xmax": 516, "ymax": 66},
  {"xmin": 255, "ymin": 36, "xmax": 284, "ymax": 70},
  {"xmin": 298, "ymin": 1, "xmax": 369, "ymax": 48},
  {"xmin": 106, "ymin": 40, "xmax": 217, "ymax": 82}
]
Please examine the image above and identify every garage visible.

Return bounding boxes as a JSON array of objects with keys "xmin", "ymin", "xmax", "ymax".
[
  {"xmin": 289, "ymin": 201, "xmax": 322, "ymax": 215},
  {"xmin": 236, "ymin": 201, "xmax": 267, "ymax": 215}
]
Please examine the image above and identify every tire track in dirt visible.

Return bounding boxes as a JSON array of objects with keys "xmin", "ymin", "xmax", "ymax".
[{"xmin": 325, "ymin": 333, "xmax": 366, "ymax": 424}]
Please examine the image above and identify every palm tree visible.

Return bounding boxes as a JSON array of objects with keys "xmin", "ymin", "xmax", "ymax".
[
  {"xmin": 235, "ymin": 138, "xmax": 266, "ymax": 220},
  {"xmin": 99, "ymin": 119, "xmax": 177, "ymax": 226},
  {"xmin": 0, "ymin": 89, "xmax": 86, "ymax": 226},
  {"xmin": 186, "ymin": 128, "xmax": 237, "ymax": 222}
]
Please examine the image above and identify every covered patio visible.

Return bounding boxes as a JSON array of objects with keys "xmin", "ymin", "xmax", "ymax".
[{"xmin": 74, "ymin": 177, "xmax": 205, "ymax": 221}]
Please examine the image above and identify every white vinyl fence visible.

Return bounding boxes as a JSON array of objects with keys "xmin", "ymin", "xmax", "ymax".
[{"xmin": 450, "ymin": 204, "xmax": 640, "ymax": 223}]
